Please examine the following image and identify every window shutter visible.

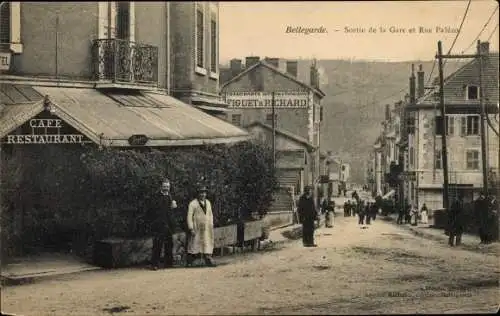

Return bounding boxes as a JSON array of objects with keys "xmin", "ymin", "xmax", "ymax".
[
  {"xmin": 435, "ymin": 116, "xmax": 443, "ymax": 135},
  {"xmin": 0, "ymin": 2, "xmax": 10, "ymax": 43}
]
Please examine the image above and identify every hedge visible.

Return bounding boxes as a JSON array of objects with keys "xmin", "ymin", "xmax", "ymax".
[{"xmin": 0, "ymin": 140, "xmax": 278, "ymax": 260}]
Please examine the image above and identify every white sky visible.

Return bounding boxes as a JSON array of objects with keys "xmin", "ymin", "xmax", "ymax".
[{"xmin": 219, "ymin": 1, "xmax": 499, "ymax": 63}]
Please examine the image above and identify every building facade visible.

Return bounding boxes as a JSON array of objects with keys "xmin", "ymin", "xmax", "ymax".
[
  {"xmin": 0, "ymin": 1, "xmax": 246, "ymax": 148},
  {"xmin": 408, "ymin": 42, "xmax": 499, "ymax": 210},
  {"xmin": 219, "ymin": 57, "xmax": 326, "ymax": 197}
]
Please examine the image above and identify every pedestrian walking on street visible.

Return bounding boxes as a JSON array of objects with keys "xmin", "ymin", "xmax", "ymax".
[
  {"xmin": 150, "ymin": 178, "xmax": 178, "ymax": 270},
  {"xmin": 324, "ymin": 198, "xmax": 335, "ymax": 228},
  {"xmin": 186, "ymin": 185, "xmax": 216, "ymax": 267},
  {"xmin": 358, "ymin": 201, "xmax": 365, "ymax": 225},
  {"xmin": 298, "ymin": 185, "xmax": 318, "ymax": 247},
  {"xmin": 365, "ymin": 202, "xmax": 371, "ymax": 225},
  {"xmin": 410, "ymin": 204, "xmax": 419, "ymax": 226},
  {"xmin": 370, "ymin": 202, "xmax": 378, "ymax": 221},
  {"xmin": 447, "ymin": 196, "xmax": 465, "ymax": 247},
  {"xmin": 343, "ymin": 200, "xmax": 349, "ymax": 217},
  {"xmin": 404, "ymin": 204, "xmax": 411, "ymax": 224},
  {"xmin": 397, "ymin": 206, "xmax": 404, "ymax": 224},
  {"xmin": 475, "ymin": 192, "xmax": 490, "ymax": 244},
  {"xmin": 420, "ymin": 203, "xmax": 429, "ymax": 224}
]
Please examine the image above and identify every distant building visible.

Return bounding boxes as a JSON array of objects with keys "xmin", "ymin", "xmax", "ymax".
[{"xmin": 219, "ymin": 57, "xmax": 326, "ymax": 196}]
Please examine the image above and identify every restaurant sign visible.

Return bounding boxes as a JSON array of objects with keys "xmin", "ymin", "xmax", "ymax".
[
  {"xmin": 223, "ymin": 91, "xmax": 309, "ymax": 108},
  {"xmin": 4, "ymin": 118, "xmax": 88, "ymax": 145}
]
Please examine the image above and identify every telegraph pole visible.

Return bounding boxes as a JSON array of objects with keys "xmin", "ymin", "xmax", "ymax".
[
  {"xmin": 437, "ymin": 41, "xmax": 450, "ymax": 211},
  {"xmin": 477, "ymin": 40, "xmax": 489, "ymax": 194},
  {"xmin": 271, "ymin": 92, "xmax": 276, "ymax": 168}
]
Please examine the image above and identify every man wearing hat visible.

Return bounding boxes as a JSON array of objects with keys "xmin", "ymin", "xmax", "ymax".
[
  {"xmin": 298, "ymin": 185, "xmax": 318, "ymax": 247},
  {"xmin": 186, "ymin": 185, "xmax": 216, "ymax": 267}
]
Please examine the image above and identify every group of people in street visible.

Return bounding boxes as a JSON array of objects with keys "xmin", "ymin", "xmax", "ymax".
[
  {"xmin": 396, "ymin": 201, "xmax": 429, "ymax": 226},
  {"xmin": 149, "ymin": 178, "xmax": 216, "ymax": 270}
]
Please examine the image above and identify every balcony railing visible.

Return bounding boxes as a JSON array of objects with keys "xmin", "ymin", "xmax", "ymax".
[{"xmin": 92, "ymin": 38, "xmax": 158, "ymax": 86}]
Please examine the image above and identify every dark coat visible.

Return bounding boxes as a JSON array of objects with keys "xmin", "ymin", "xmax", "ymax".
[
  {"xmin": 150, "ymin": 193, "xmax": 175, "ymax": 235},
  {"xmin": 475, "ymin": 197, "xmax": 489, "ymax": 225},
  {"xmin": 298, "ymin": 194, "xmax": 317, "ymax": 224},
  {"xmin": 448, "ymin": 199, "xmax": 465, "ymax": 233}
]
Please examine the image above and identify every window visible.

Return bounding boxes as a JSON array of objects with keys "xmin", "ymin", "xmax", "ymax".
[
  {"xmin": 406, "ymin": 116, "xmax": 415, "ymax": 134},
  {"xmin": 466, "ymin": 150, "xmax": 480, "ymax": 170},
  {"xmin": 435, "ymin": 150, "xmax": 442, "ymax": 169},
  {"xmin": 210, "ymin": 17, "xmax": 217, "ymax": 74},
  {"xmin": 231, "ymin": 114, "xmax": 241, "ymax": 126},
  {"xmin": 409, "ymin": 147, "xmax": 414, "ymax": 167},
  {"xmin": 196, "ymin": 7, "xmax": 204, "ymax": 69},
  {"xmin": 435, "ymin": 116, "xmax": 454, "ymax": 136},
  {"xmin": 266, "ymin": 113, "xmax": 277, "ymax": 125},
  {"xmin": 0, "ymin": 2, "xmax": 10, "ymax": 44},
  {"xmin": 466, "ymin": 85, "xmax": 480, "ymax": 100},
  {"xmin": 116, "ymin": 2, "xmax": 130, "ymax": 40},
  {"xmin": 319, "ymin": 106, "xmax": 323, "ymax": 122},
  {"xmin": 460, "ymin": 115, "xmax": 480, "ymax": 136}
]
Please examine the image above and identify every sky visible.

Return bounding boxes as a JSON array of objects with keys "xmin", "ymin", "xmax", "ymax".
[{"xmin": 219, "ymin": 1, "xmax": 499, "ymax": 64}]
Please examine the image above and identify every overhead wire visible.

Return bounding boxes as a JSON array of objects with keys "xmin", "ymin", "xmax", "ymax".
[
  {"xmin": 461, "ymin": 5, "xmax": 498, "ymax": 54},
  {"xmin": 443, "ymin": 0, "xmax": 471, "ymax": 69}
]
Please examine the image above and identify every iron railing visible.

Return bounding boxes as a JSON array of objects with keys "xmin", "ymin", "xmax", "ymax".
[{"xmin": 92, "ymin": 38, "xmax": 158, "ymax": 86}]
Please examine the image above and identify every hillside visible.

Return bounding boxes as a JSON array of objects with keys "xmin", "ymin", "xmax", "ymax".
[{"xmin": 296, "ymin": 59, "xmax": 467, "ymax": 184}]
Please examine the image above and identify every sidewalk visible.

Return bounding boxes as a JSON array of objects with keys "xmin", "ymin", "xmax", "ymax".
[
  {"xmin": 381, "ymin": 213, "xmax": 500, "ymax": 256},
  {"xmin": 1, "ymin": 252, "xmax": 102, "ymax": 286},
  {"xmin": 1, "ymin": 222, "xmax": 303, "ymax": 287}
]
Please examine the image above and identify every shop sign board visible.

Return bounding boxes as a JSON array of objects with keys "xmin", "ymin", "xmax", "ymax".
[
  {"xmin": 3, "ymin": 117, "xmax": 89, "ymax": 145},
  {"xmin": 223, "ymin": 91, "xmax": 309, "ymax": 108}
]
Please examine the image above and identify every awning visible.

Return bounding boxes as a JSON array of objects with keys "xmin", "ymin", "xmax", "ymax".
[
  {"xmin": 382, "ymin": 190, "xmax": 396, "ymax": 199},
  {"xmin": 191, "ymin": 96, "xmax": 230, "ymax": 113},
  {"xmin": 196, "ymin": 105, "xmax": 230, "ymax": 113},
  {"xmin": 1, "ymin": 85, "xmax": 250, "ymax": 147}
]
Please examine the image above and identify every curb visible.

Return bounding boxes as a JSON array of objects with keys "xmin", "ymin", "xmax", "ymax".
[{"xmin": 1, "ymin": 266, "xmax": 102, "ymax": 287}]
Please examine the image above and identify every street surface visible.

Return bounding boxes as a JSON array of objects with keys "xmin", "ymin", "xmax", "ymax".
[{"xmin": 2, "ymin": 209, "xmax": 499, "ymax": 315}]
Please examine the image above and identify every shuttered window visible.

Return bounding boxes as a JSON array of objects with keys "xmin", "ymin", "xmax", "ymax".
[
  {"xmin": 116, "ymin": 2, "xmax": 130, "ymax": 40},
  {"xmin": 210, "ymin": 17, "xmax": 217, "ymax": 72},
  {"xmin": 0, "ymin": 2, "xmax": 10, "ymax": 44},
  {"xmin": 196, "ymin": 8, "xmax": 204, "ymax": 68}
]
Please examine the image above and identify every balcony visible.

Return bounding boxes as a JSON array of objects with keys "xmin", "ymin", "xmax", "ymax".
[{"xmin": 92, "ymin": 39, "xmax": 158, "ymax": 88}]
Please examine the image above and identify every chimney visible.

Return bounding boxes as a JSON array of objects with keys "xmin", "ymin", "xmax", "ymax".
[
  {"xmin": 265, "ymin": 57, "xmax": 279, "ymax": 68},
  {"xmin": 385, "ymin": 104, "xmax": 391, "ymax": 121},
  {"xmin": 229, "ymin": 59, "xmax": 242, "ymax": 78},
  {"xmin": 286, "ymin": 60, "xmax": 298, "ymax": 77},
  {"xmin": 310, "ymin": 60, "xmax": 319, "ymax": 89},
  {"xmin": 478, "ymin": 41, "xmax": 489, "ymax": 56},
  {"xmin": 409, "ymin": 64, "xmax": 416, "ymax": 104},
  {"xmin": 417, "ymin": 64, "xmax": 425, "ymax": 98},
  {"xmin": 245, "ymin": 56, "xmax": 260, "ymax": 68}
]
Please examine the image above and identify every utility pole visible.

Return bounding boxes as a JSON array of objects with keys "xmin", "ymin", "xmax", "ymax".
[
  {"xmin": 437, "ymin": 41, "xmax": 450, "ymax": 211},
  {"xmin": 477, "ymin": 40, "xmax": 489, "ymax": 194},
  {"xmin": 271, "ymin": 92, "xmax": 276, "ymax": 168}
]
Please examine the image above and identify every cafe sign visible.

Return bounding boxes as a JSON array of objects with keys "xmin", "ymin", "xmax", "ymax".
[
  {"xmin": 5, "ymin": 118, "xmax": 87, "ymax": 144},
  {"xmin": 223, "ymin": 91, "xmax": 309, "ymax": 108}
]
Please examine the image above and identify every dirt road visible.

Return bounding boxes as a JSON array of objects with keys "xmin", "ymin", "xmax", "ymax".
[{"xmin": 2, "ymin": 216, "xmax": 499, "ymax": 315}]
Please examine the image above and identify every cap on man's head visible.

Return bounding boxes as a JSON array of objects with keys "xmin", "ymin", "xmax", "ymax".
[{"xmin": 197, "ymin": 185, "xmax": 208, "ymax": 193}]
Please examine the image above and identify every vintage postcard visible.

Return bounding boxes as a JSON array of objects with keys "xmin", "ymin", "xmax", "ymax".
[{"xmin": 0, "ymin": 1, "xmax": 499, "ymax": 315}]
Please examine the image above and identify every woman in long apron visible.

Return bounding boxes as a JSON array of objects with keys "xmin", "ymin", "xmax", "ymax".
[
  {"xmin": 420, "ymin": 204, "xmax": 429, "ymax": 225},
  {"xmin": 325, "ymin": 199, "xmax": 335, "ymax": 227}
]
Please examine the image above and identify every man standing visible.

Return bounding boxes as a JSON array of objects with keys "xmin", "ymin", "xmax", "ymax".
[
  {"xmin": 186, "ymin": 185, "xmax": 215, "ymax": 267},
  {"xmin": 150, "ymin": 178, "xmax": 178, "ymax": 270},
  {"xmin": 475, "ymin": 192, "xmax": 489, "ymax": 244},
  {"xmin": 448, "ymin": 196, "xmax": 465, "ymax": 247},
  {"xmin": 298, "ymin": 186, "xmax": 318, "ymax": 247}
]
